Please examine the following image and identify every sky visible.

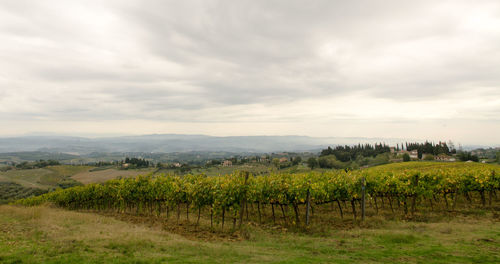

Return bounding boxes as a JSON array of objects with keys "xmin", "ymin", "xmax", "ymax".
[{"xmin": 0, "ymin": 0, "xmax": 499, "ymax": 145}]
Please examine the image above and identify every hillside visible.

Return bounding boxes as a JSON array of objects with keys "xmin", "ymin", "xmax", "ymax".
[
  {"xmin": 0, "ymin": 165, "xmax": 91, "ymax": 204},
  {"xmin": 0, "ymin": 134, "xmax": 408, "ymax": 154},
  {"xmin": 0, "ymin": 165, "xmax": 91, "ymax": 190}
]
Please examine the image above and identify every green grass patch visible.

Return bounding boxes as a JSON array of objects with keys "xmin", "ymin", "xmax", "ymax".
[
  {"xmin": 377, "ymin": 233, "xmax": 418, "ymax": 244},
  {"xmin": 0, "ymin": 205, "xmax": 499, "ymax": 263}
]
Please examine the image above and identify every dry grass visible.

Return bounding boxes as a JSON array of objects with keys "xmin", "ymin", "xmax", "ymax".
[
  {"xmin": 0, "ymin": 205, "xmax": 203, "ymax": 262},
  {"xmin": 1, "ymin": 204, "xmax": 499, "ymax": 263},
  {"xmin": 0, "ymin": 165, "xmax": 92, "ymax": 189},
  {"xmin": 0, "ymin": 168, "xmax": 53, "ymax": 189}
]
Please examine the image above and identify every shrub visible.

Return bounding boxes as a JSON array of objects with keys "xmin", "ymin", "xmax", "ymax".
[
  {"xmin": 423, "ymin": 154, "xmax": 435, "ymax": 161},
  {"xmin": 318, "ymin": 155, "xmax": 345, "ymax": 169},
  {"xmin": 307, "ymin": 157, "xmax": 318, "ymax": 169}
]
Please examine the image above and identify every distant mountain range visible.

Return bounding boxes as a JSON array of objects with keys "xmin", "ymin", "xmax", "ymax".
[{"xmin": 0, "ymin": 134, "xmax": 412, "ymax": 154}]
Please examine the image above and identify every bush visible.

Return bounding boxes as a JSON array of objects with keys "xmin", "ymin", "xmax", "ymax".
[
  {"xmin": 402, "ymin": 153, "xmax": 410, "ymax": 162},
  {"xmin": 423, "ymin": 154, "xmax": 435, "ymax": 161},
  {"xmin": 369, "ymin": 153, "xmax": 390, "ymax": 166},
  {"xmin": 355, "ymin": 155, "xmax": 370, "ymax": 166},
  {"xmin": 318, "ymin": 155, "xmax": 345, "ymax": 169},
  {"xmin": 292, "ymin": 156, "xmax": 302, "ymax": 166},
  {"xmin": 58, "ymin": 178, "xmax": 83, "ymax": 189},
  {"xmin": 307, "ymin": 157, "xmax": 318, "ymax": 169},
  {"xmin": 15, "ymin": 160, "xmax": 60, "ymax": 170},
  {"xmin": 278, "ymin": 161, "xmax": 292, "ymax": 169},
  {"xmin": 0, "ymin": 166, "xmax": 14, "ymax": 172}
]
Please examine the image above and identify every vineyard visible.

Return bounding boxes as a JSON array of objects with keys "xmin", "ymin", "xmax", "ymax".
[{"xmin": 15, "ymin": 162, "xmax": 500, "ymax": 230}]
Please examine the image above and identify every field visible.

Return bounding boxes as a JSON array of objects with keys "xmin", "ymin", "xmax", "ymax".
[
  {"xmin": 1, "ymin": 205, "xmax": 499, "ymax": 263},
  {"xmin": 0, "ymin": 163, "xmax": 313, "ymax": 189},
  {"xmin": 0, "ymin": 168, "xmax": 54, "ymax": 189},
  {"xmin": 157, "ymin": 163, "xmax": 272, "ymax": 176},
  {"xmin": 0, "ymin": 165, "xmax": 156, "ymax": 204},
  {"xmin": 158, "ymin": 163, "xmax": 341, "ymax": 178},
  {"xmin": 4, "ymin": 162, "xmax": 500, "ymax": 263},
  {"xmin": 19, "ymin": 162, "xmax": 499, "ymax": 223},
  {"xmin": 0, "ymin": 165, "xmax": 92, "ymax": 190},
  {"xmin": 0, "ymin": 152, "xmax": 79, "ymax": 164},
  {"xmin": 72, "ymin": 168, "xmax": 156, "ymax": 184}
]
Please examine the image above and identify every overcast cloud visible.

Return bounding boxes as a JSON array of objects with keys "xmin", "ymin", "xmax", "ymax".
[{"xmin": 0, "ymin": 0, "xmax": 499, "ymax": 144}]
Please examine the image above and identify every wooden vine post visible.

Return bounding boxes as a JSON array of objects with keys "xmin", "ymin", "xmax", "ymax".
[
  {"xmin": 238, "ymin": 171, "xmax": 249, "ymax": 230},
  {"xmin": 361, "ymin": 176, "xmax": 366, "ymax": 221},
  {"xmin": 411, "ymin": 174, "xmax": 419, "ymax": 215},
  {"xmin": 305, "ymin": 183, "xmax": 311, "ymax": 226},
  {"xmin": 271, "ymin": 203, "xmax": 276, "ymax": 224}
]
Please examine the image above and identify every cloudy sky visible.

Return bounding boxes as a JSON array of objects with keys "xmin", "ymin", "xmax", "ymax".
[{"xmin": 0, "ymin": 0, "xmax": 499, "ymax": 144}]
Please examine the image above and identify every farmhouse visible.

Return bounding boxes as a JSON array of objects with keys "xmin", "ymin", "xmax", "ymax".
[
  {"xmin": 435, "ymin": 154, "xmax": 456, "ymax": 162},
  {"xmin": 396, "ymin": 150, "xmax": 419, "ymax": 159},
  {"xmin": 279, "ymin": 157, "xmax": 288, "ymax": 163},
  {"xmin": 409, "ymin": 150, "xmax": 418, "ymax": 159},
  {"xmin": 222, "ymin": 160, "xmax": 233, "ymax": 167}
]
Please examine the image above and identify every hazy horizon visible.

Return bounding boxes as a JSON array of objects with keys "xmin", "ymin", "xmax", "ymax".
[
  {"xmin": 1, "ymin": 1, "xmax": 499, "ymax": 145},
  {"xmin": 1, "ymin": 133, "xmax": 496, "ymax": 150}
]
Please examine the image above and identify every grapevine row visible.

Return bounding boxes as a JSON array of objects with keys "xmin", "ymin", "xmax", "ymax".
[{"xmin": 15, "ymin": 162, "xmax": 500, "ymax": 227}]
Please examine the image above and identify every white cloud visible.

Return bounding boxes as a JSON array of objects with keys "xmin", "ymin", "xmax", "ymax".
[{"xmin": 0, "ymin": 0, "xmax": 499, "ymax": 144}]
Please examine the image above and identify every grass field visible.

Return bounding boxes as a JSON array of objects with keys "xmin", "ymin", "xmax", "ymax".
[
  {"xmin": 0, "ymin": 163, "xmax": 328, "ymax": 189},
  {"xmin": 0, "ymin": 165, "xmax": 95, "ymax": 203},
  {"xmin": 0, "ymin": 165, "xmax": 92, "ymax": 189},
  {"xmin": 0, "ymin": 205, "xmax": 498, "ymax": 263},
  {"xmin": 0, "ymin": 165, "xmax": 157, "ymax": 187},
  {"xmin": 157, "ymin": 163, "xmax": 331, "ymax": 177},
  {"xmin": 3, "ymin": 162, "xmax": 500, "ymax": 263},
  {"xmin": 161, "ymin": 164, "xmax": 273, "ymax": 177},
  {"xmin": 72, "ymin": 168, "xmax": 155, "ymax": 184},
  {"xmin": 0, "ymin": 168, "xmax": 53, "ymax": 189}
]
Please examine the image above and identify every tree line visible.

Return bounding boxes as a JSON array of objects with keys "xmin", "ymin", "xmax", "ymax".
[
  {"xmin": 123, "ymin": 157, "xmax": 150, "ymax": 168},
  {"xmin": 13, "ymin": 160, "xmax": 60, "ymax": 170},
  {"xmin": 320, "ymin": 143, "xmax": 391, "ymax": 162},
  {"xmin": 405, "ymin": 141, "xmax": 455, "ymax": 158}
]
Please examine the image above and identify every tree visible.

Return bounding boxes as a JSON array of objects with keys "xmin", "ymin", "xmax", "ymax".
[
  {"xmin": 307, "ymin": 157, "xmax": 318, "ymax": 169},
  {"xmin": 406, "ymin": 141, "xmax": 451, "ymax": 156},
  {"xmin": 457, "ymin": 151, "xmax": 479, "ymax": 162},
  {"xmin": 292, "ymin": 156, "xmax": 302, "ymax": 166},
  {"xmin": 272, "ymin": 158, "xmax": 280, "ymax": 168},
  {"xmin": 448, "ymin": 140, "xmax": 456, "ymax": 153},
  {"xmin": 320, "ymin": 143, "xmax": 391, "ymax": 161},
  {"xmin": 209, "ymin": 160, "xmax": 221, "ymax": 166},
  {"xmin": 402, "ymin": 153, "xmax": 410, "ymax": 162}
]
